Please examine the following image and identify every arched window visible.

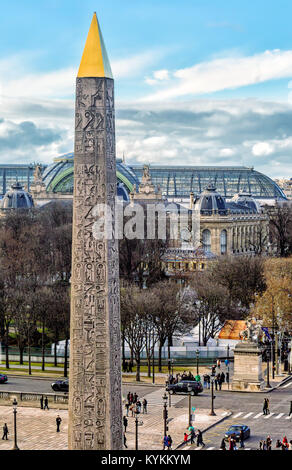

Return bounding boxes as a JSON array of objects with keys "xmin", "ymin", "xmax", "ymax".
[
  {"xmin": 220, "ymin": 229, "xmax": 227, "ymax": 255},
  {"xmin": 202, "ymin": 229, "xmax": 211, "ymax": 253}
]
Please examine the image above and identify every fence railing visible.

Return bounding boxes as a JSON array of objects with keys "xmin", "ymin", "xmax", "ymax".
[{"xmin": 0, "ymin": 390, "xmax": 68, "ymax": 405}]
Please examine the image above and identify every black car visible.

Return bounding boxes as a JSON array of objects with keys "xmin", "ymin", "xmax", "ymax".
[
  {"xmin": 166, "ymin": 380, "xmax": 203, "ymax": 396},
  {"xmin": 224, "ymin": 424, "xmax": 250, "ymax": 441},
  {"xmin": 51, "ymin": 379, "xmax": 69, "ymax": 392},
  {"xmin": 0, "ymin": 374, "xmax": 7, "ymax": 384}
]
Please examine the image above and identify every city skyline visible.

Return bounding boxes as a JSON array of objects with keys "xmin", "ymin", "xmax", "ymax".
[{"xmin": 1, "ymin": 1, "xmax": 292, "ymax": 178}]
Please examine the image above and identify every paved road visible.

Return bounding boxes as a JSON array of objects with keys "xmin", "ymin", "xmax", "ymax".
[
  {"xmin": 0, "ymin": 375, "xmax": 158, "ymax": 398},
  {"xmin": 185, "ymin": 378, "xmax": 292, "ymax": 451}
]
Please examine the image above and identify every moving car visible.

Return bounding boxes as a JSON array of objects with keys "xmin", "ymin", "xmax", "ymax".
[
  {"xmin": 224, "ymin": 424, "xmax": 250, "ymax": 441},
  {"xmin": 166, "ymin": 380, "xmax": 203, "ymax": 396},
  {"xmin": 0, "ymin": 374, "xmax": 8, "ymax": 384},
  {"xmin": 51, "ymin": 379, "xmax": 69, "ymax": 392}
]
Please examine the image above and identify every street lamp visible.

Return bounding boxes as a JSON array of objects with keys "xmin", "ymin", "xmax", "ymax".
[
  {"xmin": 187, "ymin": 385, "xmax": 194, "ymax": 428},
  {"xmin": 226, "ymin": 345, "xmax": 230, "ymax": 390},
  {"xmin": 163, "ymin": 393, "xmax": 168, "ymax": 437},
  {"xmin": 152, "ymin": 328, "xmax": 155, "ymax": 385},
  {"xmin": 265, "ymin": 342, "xmax": 272, "ymax": 389},
  {"xmin": 12, "ymin": 398, "xmax": 19, "ymax": 450},
  {"xmin": 195, "ymin": 349, "xmax": 200, "ymax": 376},
  {"xmin": 209, "ymin": 377, "xmax": 216, "ymax": 416}
]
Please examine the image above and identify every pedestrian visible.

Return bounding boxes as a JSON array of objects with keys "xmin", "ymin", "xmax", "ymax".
[
  {"xmin": 124, "ymin": 433, "xmax": 128, "ymax": 449},
  {"xmin": 289, "ymin": 440, "xmax": 292, "ymax": 451},
  {"xmin": 167, "ymin": 435, "xmax": 173, "ymax": 450},
  {"xmin": 196, "ymin": 429, "xmax": 205, "ymax": 447},
  {"xmin": 211, "ymin": 364, "xmax": 216, "ymax": 376},
  {"xmin": 125, "ymin": 402, "xmax": 130, "ymax": 417},
  {"xmin": 266, "ymin": 435, "xmax": 272, "ymax": 450},
  {"xmin": 282, "ymin": 436, "xmax": 288, "ymax": 450},
  {"xmin": 142, "ymin": 398, "xmax": 147, "ymax": 414},
  {"xmin": 133, "ymin": 393, "xmax": 138, "ymax": 404},
  {"xmin": 259, "ymin": 440, "xmax": 263, "ymax": 450},
  {"xmin": 44, "ymin": 396, "xmax": 49, "ymax": 410},
  {"xmin": 214, "ymin": 376, "xmax": 218, "ymax": 391},
  {"xmin": 217, "ymin": 359, "xmax": 221, "ymax": 369},
  {"xmin": 56, "ymin": 415, "xmax": 62, "ymax": 432},
  {"xmin": 127, "ymin": 391, "xmax": 131, "ymax": 403},
  {"xmin": 289, "ymin": 400, "xmax": 292, "ymax": 417},
  {"xmin": 129, "ymin": 392, "xmax": 133, "ymax": 404},
  {"xmin": 190, "ymin": 428, "xmax": 196, "ymax": 445},
  {"xmin": 220, "ymin": 371, "xmax": 225, "ymax": 384},
  {"xmin": 163, "ymin": 435, "xmax": 169, "ymax": 450},
  {"xmin": 266, "ymin": 398, "xmax": 270, "ymax": 415},
  {"xmin": 183, "ymin": 433, "xmax": 188, "ymax": 445},
  {"xmin": 40, "ymin": 395, "xmax": 44, "ymax": 410},
  {"xmin": 217, "ymin": 373, "xmax": 222, "ymax": 391},
  {"xmin": 206, "ymin": 374, "xmax": 210, "ymax": 389},
  {"xmin": 123, "ymin": 416, "xmax": 128, "ymax": 433},
  {"xmin": 220, "ymin": 438, "xmax": 226, "ymax": 450},
  {"xmin": 239, "ymin": 429, "xmax": 245, "ymax": 449},
  {"xmin": 263, "ymin": 398, "xmax": 268, "ymax": 415},
  {"xmin": 2, "ymin": 423, "xmax": 8, "ymax": 440}
]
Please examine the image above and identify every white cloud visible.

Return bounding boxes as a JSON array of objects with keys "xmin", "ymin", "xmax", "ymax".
[
  {"xmin": 141, "ymin": 49, "xmax": 292, "ymax": 101},
  {"xmin": 252, "ymin": 142, "xmax": 275, "ymax": 156}
]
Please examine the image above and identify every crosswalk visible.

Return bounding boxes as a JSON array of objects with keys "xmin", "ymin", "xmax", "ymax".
[
  {"xmin": 232, "ymin": 410, "xmax": 291, "ymax": 421},
  {"xmin": 282, "ymin": 382, "xmax": 292, "ymax": 389},
  {"xmin": 122, "ymin": 389, "xmax": 185, "ymax": 407},
  {"xmin": 194, "ymin": 446, "xmax": 252, "ymax": 451}
]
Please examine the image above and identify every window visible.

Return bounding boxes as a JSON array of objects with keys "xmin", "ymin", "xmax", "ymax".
[
  {"xmin": 202, "ymin": 229, "xmax": 211, "ymax": 253},
  {"xmin": 220, "ymin": 229, "xmax": 227, "ymax": 255}
]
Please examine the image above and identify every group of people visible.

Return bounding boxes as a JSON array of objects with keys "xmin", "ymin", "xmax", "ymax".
[
  {"xmin": 2, "ymin": 414, "xmax": 62, "ymax": 440},
  {"xmin": 122, "ymin": 360, "xmax": 133, "ymax": 373},
  {"xmin": 124, "ymin": 391, "xmax": 148, "ymax": 417},
  {"xmin": 220, "ymin": 431, "xmax": 245, "ymax": 450},
  {"xmin": 163, "ymin": 434, "xmax": 173, "ymax": 449},
  {"xmin": 183, "ymin": 426, "xmax": 205, "ymax": 447},
  {"xmin": 40, "ymin": 395, "xmax": 49, "ymax": 410},
  {"xmin": 168, "ymin": 370, "xmax": 201, "ymax": 385}
]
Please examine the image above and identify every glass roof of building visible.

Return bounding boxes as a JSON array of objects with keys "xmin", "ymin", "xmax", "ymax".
[{"xmin": 41, "ymin": 154, "xmax": 287, "ymax": 201}]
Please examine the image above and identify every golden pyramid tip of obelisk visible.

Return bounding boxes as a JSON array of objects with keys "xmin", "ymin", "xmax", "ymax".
[{"xmin": 77, "ymin": 12, "xmax": 113, "ymax": 79}]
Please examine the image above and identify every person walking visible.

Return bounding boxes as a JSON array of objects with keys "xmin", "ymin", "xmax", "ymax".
[
  {"xmin": 239, "ymin": 429, "xmax": 245, "ymax": 449},
  {"xmin": 167, "ymin": 435, "xmax": 173, "ymax": 450},
  {"xmin": 123, "ymin": 416, "xmax": 128, "ymax": 433},
  {"xmin": 266, "ymin": 435, "xmax": 272, "ymax": 451},
  {"xmin": 183, "ymin": 433, "xmax": 188, "ymax": 446},
  {"xmin": 206, "ymin": 374, "xmax": 210, "ymax": 389},
  {"xmin": 263, "ymin": 398, "xmax": 268, "ymax": 415},
  {"xmin": 163, "ymin": 435, "xmax": 169, "ymax": 450},
  {"xmin": 217, "ymin": 373, "xmax": 222, "ymax": 391},
  {"xmin": 217, "ymin": 359, "xmax": 221, "ymax": 369},
  {"xmin": 127, "ymin": 392, "xmax": 131, "ymax": 403},
  {"xmin": 190, "ymin": 428, "xmax": 196, "ymax": 445},
  {"xmin": 56, "ymin": 415, "xmax": 62, "ymax": 432},
  {"xmin": 142, "ymin": 398, "xmax": 147, "ymax": 414},
  {"xmin": 44, "ymin": 396, "xmax": 49, "ymax": 410},
  {"xmin": 220, "ymin": 371, "xmax": 225, "ymax": 384},
  {"xmin": 220, "ymin": 438, "xmax": 226, "ymax": 450},
  {"xmin": 196, "ymin": 429, "xmax": 205, "ymax": 448},
  {"xmin": 289, "ymin": 400, "xmax": 292, "ymax": 417},
  {"xmin": 2, "ymin": 423, "xmax": 8, "ymax": 440},
  {"xmin": 266, "ymin": 398, "xmax": 270, "ymax": 415},
  {"xmin": 40, "ymin": 395, "xmax": 44, "ymax": 410},
  {"xmin": 125, "ymin": 402, "xmax": 130, "ymax": 417}
]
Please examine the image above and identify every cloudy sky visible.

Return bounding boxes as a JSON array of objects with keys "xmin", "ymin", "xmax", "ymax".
[{"xmin": 1, "ymin": 0, "xmax": 292, "ymax": 178}]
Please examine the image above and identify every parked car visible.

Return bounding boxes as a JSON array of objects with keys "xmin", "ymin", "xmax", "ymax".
[
  {"xmin": 224, "ymin": 424, "xmax": 250, "ymax": 441},
  {"xmin": 51, "ymin": 379, "xmax": 69, "ymax": 392},
  {"xmin": 166, "ymin": 380, "xmax": 203, "ymax": 396},
  {"xmin": 0, "ymin": 374, "xmax": 8, "ymax": 384}
]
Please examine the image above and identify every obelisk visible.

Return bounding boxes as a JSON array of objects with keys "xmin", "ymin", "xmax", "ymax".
[{"xmin": 68, "ymin": 13, "xmax": 123, "ymax": 450}]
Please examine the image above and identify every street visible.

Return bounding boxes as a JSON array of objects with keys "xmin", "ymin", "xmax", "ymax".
[{"xmin": 0, "ymin": 375, "xmax": 291, "ymax": 450}]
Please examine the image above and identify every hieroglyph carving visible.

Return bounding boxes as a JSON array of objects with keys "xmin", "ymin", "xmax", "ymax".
[{"xmin": 68, "ymin": 77, "xmax": 122, "ymax": 450}]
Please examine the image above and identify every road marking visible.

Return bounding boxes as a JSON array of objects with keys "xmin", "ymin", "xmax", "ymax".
[
  {"xmin": 245, "ymin": 448, "xmax": 251, "ymax": 451},
  {"xmin": 285, "ymin": 415, "xmax": 292, "ymax": 420},
  {"xmin": 207, "ymin": 447, "xmax": 215, "ymax": 450},
  {"xmin": 283, "ymin": 382, "xmax": 292, "ymax": 388},
  {"xmin": 242, "ymin": 412, "xmax": 253, "ymax": 418},
  {"xmin": 275, "ymin": 413, "xmax": 285, "ymax": 419},
  {"xmin": 264, "ymin": 413, "xmax": 275, "ymax": 419},
  {"xmin": 233, "ymin": 412, "xmax": 243, "ymax": 418},
  {"xmin": 221, "ymin": 411, "xmax": 228, "ymax": 417},
  {"xmin": 253, "ymin": 413, "xmax": 263, "ymax": 419}
]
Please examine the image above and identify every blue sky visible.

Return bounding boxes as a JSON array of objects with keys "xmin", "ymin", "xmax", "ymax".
[{"xmin": 1, "ymin": 0, "xmax": 292, "ymax": 178}]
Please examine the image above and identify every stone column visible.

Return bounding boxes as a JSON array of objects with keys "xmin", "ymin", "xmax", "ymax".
[{"xmin": 68, "ymin": 15, "xmax": 122, "ymax": 450}]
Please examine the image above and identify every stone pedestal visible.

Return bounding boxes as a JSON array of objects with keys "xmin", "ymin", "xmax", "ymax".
[{"xmin": 232, "ymin": 341, "xmax": 265, "ymax": 392}]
